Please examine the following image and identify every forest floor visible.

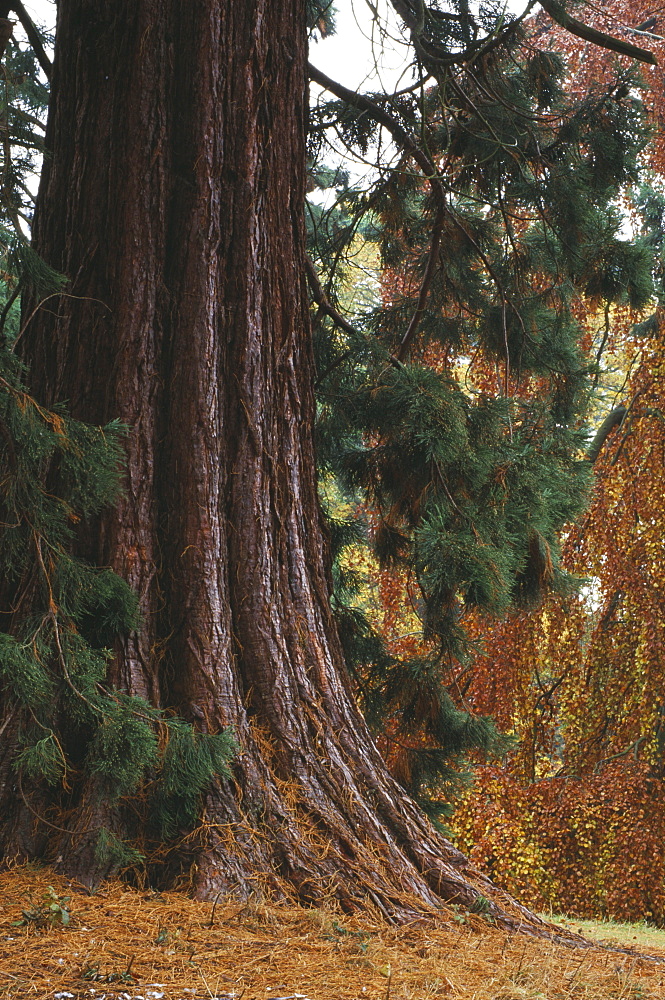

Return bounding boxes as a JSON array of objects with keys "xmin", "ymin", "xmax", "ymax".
[{"xmin": 1, "ymin": 866, "xmax": 665, "ymax": 1000}]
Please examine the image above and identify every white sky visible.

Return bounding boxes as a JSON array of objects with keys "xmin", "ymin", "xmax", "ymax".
[
  {"xmin": 310, "ymin": 0, "xmax": 413, "ymax": 92},
  {"xmin": 310, "ymin": 0, "xmax": 533, "ymax": 90},
  {"xmin": 16, "ymin": 0, "xmax": 55, "ymax": 37}
]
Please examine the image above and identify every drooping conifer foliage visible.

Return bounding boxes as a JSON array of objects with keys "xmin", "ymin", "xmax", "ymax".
[
  {"xmin": 0, "ymin": 343, "xmax": 236, "ymax": 863},
  {"xmin": 0, "ymin": 11, "xmax": 55, "ymax": 333},
  {"xmin": 309, "ymin": 2, "xmax": 655, "ymax": 817},
  {"xmin": 0, "ymin": 0, "xmax": 660, "ymax": 920}
]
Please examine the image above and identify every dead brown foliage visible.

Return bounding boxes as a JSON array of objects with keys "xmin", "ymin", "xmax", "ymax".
[{"xmin": 1, "ymin": 867, "xmax": 664, "ymax": 1000}]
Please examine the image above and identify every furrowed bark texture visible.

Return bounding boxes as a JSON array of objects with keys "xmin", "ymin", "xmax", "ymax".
[{"xmin": 2, "ymin": 0, "xmax": 552, "ymax": 930}]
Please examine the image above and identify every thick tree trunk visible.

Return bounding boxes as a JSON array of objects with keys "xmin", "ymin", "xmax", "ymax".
[{"xmin": 1, "ymin": 0, "xmax": 550, "ymax": 930}]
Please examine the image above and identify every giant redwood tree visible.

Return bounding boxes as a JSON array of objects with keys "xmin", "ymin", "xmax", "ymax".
[{"xmin": 0, "ymin": 0, "xmax": 660, "ymax": 923}]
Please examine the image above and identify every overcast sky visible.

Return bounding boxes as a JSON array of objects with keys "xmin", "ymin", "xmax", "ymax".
[
  {"xmin": 310, "ymin": 0, "xmax": 531, "ymax": 90},
  {"xmin": 19, "ymin": 0, "xmax": 55, "ymax": 35}
]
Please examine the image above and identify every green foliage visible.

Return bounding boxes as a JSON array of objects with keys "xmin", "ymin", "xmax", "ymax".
[
  {"xmin": 0, "ymin": 344, "xmax": 235, "ymax": 861},
  {"xmin": 13, "ymin": 886, "xmax": 71, "ymax": 929},
  {"xmin": 310, "ymin": 10, "xmax": 655, "ymax": 813},
  {"xmin": 329, "ymin": 360, "xmax": 591, "ymax": 645},
  {"xmin": 14, "ymin": 732, "xmax": 66, "ymax": 787},
  {"xmin": 87, "ymin": 701, "xmax": 159, "ymax": 798},
  {"xmin": 379, "ymin": 650, "xmax": 515, "ymax": 820},
  {"xmin": 0, "ymin": 631, "xmax": 57, "ymax": 711},
  {"xmin": 307, "ymin": 0, "xmax": 336, "ymax": 38},
  {"xmin": 94, "ymin": 828, "xmax": 146, "ymax": 871},
  {"xmin": 150, "ymin": 720, "xmax": 237, "ymax": 838}
]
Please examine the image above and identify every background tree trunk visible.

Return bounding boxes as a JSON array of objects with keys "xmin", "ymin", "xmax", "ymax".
[{"xmin": 6, "ymin": 0, "xmax": 549, "ymax": 929}]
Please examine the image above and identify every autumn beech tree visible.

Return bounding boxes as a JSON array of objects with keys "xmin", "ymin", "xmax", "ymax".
[
  {"xmin": 443, "ymin": 2, "xmax": 665, "ymax": 922},
  {"xmin": 450, "ymin": 313, "xmax": 665, "ymax": 922},
  {"xmin": 0, "ymin": 0, "xmax": 659, "ymax": 922}
]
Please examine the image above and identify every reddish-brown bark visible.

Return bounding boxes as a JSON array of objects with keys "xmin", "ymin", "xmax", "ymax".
[{"xmin": 0, "ymin": 0, "xmax": 561, "ymax": 930}]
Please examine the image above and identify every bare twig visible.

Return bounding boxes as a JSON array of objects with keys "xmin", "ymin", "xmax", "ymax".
[
  {"xmin": 13, "ymin": 291, "xmax": 111, "ymax": 350},
  {"xmin": 368, "ymin": 888, "xmax": 397, "ymax": 925},
  {"xmin": 208, "ymin": 891, "xmax": 222, "ymax": 928},
  {"xmin": 17, "ymin": 772, "xmax": 72, "ymax": 834}
]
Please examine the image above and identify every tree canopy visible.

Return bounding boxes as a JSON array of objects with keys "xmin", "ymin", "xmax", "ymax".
[{"xmin": 307, "ymin": 0, "xmax": 657, "ymax": 816}]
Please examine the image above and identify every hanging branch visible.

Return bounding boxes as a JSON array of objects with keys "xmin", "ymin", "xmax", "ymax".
[
  {"xmin": 312, "ymin": 7, "xmax": 658, "ymax": 365},
  {"xmin": 310, "ymin": 63, "xmax": 451, "ymax": 358},
  {"xmin": 11, "ymin": 1, "xmax": 51, "ymax": 80},
  {"xmin": 539, "ymin": 0, "xmax": 657, "ymax": 65},
  {"xmin": 586, "ymin": 405, "xmax": 627, "ymax": 463},
  {"xmin": 304, "ymin": 254, "xmax": 361, "ymax": 340},
  {"xmin": 392, "ymin": 0, "xmax": 657, "ymax": 66},
  {"xmin": 393, "ymin": 204, "xmax": 445, "ymax": 362},
  {"xmin": 309, "ymin": 62, "xmax": 437, "ymax": 178},
  {"xmin": 309, "ymin": 64, "xmax": 516, "ymax": 363},
  {"xmin": 389, "ymin": 0, "xmax": 531, "ymax": 70}
]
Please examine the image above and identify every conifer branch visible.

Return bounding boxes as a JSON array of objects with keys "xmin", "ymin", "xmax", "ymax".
[
  {"xmin": 309, "ymin": 63, "xmax": 438, "ymax": 178},
  {"xmin": 393, "ymin": 204, "xmax": 445, "ymax": 362},
  {"xmin": 539, "ymin": 0, "xmax": 657, "ymax": 65},
  {"xmin": 309, "ymin": 65, "xmax": 450, "ymax": 357},
  {"xmin": 304, "ymin": 253, "xmax": 360, "ymax": 340},
  {"xmin": 309, "ymin": 66, "xmax": 519, "ymax": 364},
  {"xmin": 0, "ymin": 410, "xmax": 17, "ymax": 470},
  {"xmin": 0, "ymin": 276, "xmax": 21, "ymax": 341},
  {"xmin": 305, "ymin": 254, "xmax": 373, "ymax": 387},
  {"xmin": 11, "ymin": 1, "xmax": 51, "ymax": 80},
  {"xmin": 389, "ymin": 0, "xmax": 529, "ymax": 69}
]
